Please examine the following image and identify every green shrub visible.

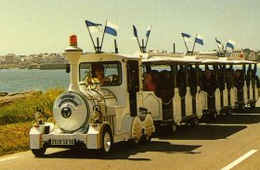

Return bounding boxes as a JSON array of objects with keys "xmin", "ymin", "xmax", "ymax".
[{"xmin": 0, "ymin": 88, "xmax": 64, "ymax": 125}]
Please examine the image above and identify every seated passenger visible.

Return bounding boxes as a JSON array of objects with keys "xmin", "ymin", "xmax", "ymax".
[
  {"xmin": 143, "ymin": 72, "xmax": 156, "ymax": 91},
  {"xmin": 234, "ymin": 70, "xmax": 244, "ymax": 89},
  {"xmin": 251, "ymin": 70, "xmax": 260, "ymax": 88},
  {"xmin": 202, "ymin": 69, "xmax": 217, "ymax": 95},
  {"xmin": 225, "ymin": 69, "xmax": 233, "ymax": 89}
]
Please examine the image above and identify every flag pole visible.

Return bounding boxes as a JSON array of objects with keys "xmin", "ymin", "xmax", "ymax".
[
  {"xmin": 133, "ymin": 26, "xmax": 142, "ymax": 52},
  {"xmin": 145, "ymin": 35, "xmax": 150, "ymax": 51},
  {"xmin": 86, "ymin": 23, "xmax": 97, "ymax": 53},
  {"xmin": 100, "ymin": 20, "xmax": 107, "ymax": 52},
  {"xmin": 145, "ymin": 26, "xmax": 151, "ymax": 50},
  {"xmin": 182, "ymin": 37, "xmax": 189, "ymax": 54},
  {"xmin": 191, "ymin": 35, "xmax": 197, "ymax": 55},
  {"xmin": 225, "ymin": 42, "xmax": 228, "ymax": 56}
]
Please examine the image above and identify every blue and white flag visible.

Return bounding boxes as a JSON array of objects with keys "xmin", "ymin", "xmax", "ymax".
[
  {"xmin": 146, "ymin": 25, "xmax": 152, "ymax": 37},
  {"xmin": 133, "ymin": 25, "xmax": 138, "ymax": 37},
  {"xmin": 215, "ymin": 38, "xmax": 221, "ymax": 45},
  {"xmin": 226, "ymin": 39, "xmax": 235, "ymax": 50},
  {"xmin": 104, "ymin": 20, "xmax": 118, "ymax": 36},
  {"xmin": 85, "ymin": 20, "xmax": 103, "ymax": 33},
  {"xmin": 195, "ymin": 34, "xmax": 204, "ymax": 45},
  {"xmin": 215, "ymin": 38, "xmax": 223, "ymax": 48},
  {"xmin": 181, "ymin": 33, "xmax": 192, "ymax": 42}
]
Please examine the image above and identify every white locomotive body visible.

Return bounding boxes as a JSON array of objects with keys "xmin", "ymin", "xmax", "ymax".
[{"xmin": 29, "ymin": 36, "xmax": 155, "ymax": 157}]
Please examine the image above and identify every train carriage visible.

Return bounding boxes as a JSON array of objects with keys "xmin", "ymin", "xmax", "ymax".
[
  {"xmin": 231, "ymin": 59, "xmax": 259, "ymax": 109},
  {"xmin": 140, "ymin": 53, "xmax": 203, "ymax": 130},
  {"xmin": 29, "ymin": 36, "xmax": 155, "ymax": 157}
]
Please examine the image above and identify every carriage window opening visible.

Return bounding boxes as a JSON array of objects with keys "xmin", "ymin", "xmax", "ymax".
[
  {"xmin": 79, "ymin": 62, "xmax": 121, "ymax": 86},
  {"xmin": 188, "ymin": 64, "xmax": 197, "ymax": 95},
  {"xmin": 201, "ymin": 64, "xmax": 217, "ymax": 94}
]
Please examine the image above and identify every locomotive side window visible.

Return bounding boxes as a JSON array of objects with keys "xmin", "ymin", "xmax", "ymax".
[{"xmin": 79, "ymin": 62, "xmax": 122, "ymax": 86}]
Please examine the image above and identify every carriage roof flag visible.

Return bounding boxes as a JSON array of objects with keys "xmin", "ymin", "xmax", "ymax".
[
  {"xmin": 104, "ymin": 20, "xmax": 118, "ymax": 36},
  {"xmin": 181, "ymin": 33, "xmax": 192, "ymax": 42},
  {"xmin": 226, "ymin": 39, "xmax": 235, "ymax": 50},
  {"xmin": 215, "ymin": 38, "xmax": 221, "ymax": 45},
  {"xmin": 133, "ymin": 25, "xmax": 138, "ymax": 37},
  {"xmin": 85, "ymin": 20, "xmax": 103, "ymax": 33},
  {"xmin": 215, "ymin": 38, "xmax": 223, "ymax": 48},
  {"xmin": 146, "ymin": 25, "xmax": 152, "ymax": 37},
  {"xmin": 195, "ymin": 34, "xmax": 204, "ymax": 45}
]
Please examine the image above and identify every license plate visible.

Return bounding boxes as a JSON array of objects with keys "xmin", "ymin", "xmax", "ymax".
[{"xmin": 51, "ymin": 139, "xmax": 75, "ymax": 145}]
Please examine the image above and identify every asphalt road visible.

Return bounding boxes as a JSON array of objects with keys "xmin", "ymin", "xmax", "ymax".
[{"xmin": 1, "ymin": 109, "xmax": 260, "ymax": 170}]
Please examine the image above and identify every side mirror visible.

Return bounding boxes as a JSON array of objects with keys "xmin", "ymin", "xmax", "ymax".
[{"xmin": 66, "ymin": 64, "xmax": 70, "ymax": 73}]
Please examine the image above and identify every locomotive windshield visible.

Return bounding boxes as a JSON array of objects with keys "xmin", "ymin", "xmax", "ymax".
[{"xmin": 79, "ymin": 62, "xmax": 122, "ymax": 86}]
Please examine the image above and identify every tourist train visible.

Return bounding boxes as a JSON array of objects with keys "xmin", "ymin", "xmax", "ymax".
[{"xmin": 29, "ymin": 34, "xmax": 259, "ymax": 157}]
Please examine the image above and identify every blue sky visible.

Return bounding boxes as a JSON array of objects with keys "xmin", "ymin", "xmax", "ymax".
[{"xmin": 0, "ymin": 0, "xmax": 259, "ymax": 55}]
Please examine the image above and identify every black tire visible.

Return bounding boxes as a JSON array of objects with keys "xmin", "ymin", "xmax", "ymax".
[
  {"xmin": 100, "ymin": 126, "xmax": 113, "ymax": 156},
  {"xmin": 239, "ymin": 104, "xmax": 245, "ymax": 110},
  {"xmin": 211, "ymin": 111, "xmax": 217, "ymax": 120},
  {"xmin": 190, "ymin": 118, "xmax": 199, "ymax": 126},
  {"xmin": 32, "ymin": 148, "xmax": 46, "ymax": 157},
  {"xmin": 251, "ymin": 102, "xmax": 256, "ymax": 108},
  {"xmin": 139, "ymin": 135, "xmax": 152, "ymax": 145},
  {"xmin": 226, "ymin": 108, "xmax": 232, "ymax": 116}
]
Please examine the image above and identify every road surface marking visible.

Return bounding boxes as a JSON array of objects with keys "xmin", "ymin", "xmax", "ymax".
[
  {"xmin": 0, "ymin": 156, "xmax": 20, "ymax": 162},
  {"xmin": 221, "ymin": 149, "xmax": 258, "ymax": 170}
]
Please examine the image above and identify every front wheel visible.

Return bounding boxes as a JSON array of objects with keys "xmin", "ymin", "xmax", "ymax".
[
  {"xmin": 32, "ymin": 148, "xmax": 46, "ymax": 157},
  {"xmin": 100, "ymin": 126, "xmax": 113, "ymax": 156}
]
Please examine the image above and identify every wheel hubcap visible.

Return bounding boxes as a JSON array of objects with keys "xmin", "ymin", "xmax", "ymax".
[{"xmin": 104, "ymin": 133, "xmax": 111, "ymax": 152}]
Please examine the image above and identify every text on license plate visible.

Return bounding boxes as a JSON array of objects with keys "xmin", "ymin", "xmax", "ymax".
[{"xmin": 51, "ymin": 139, "xmax": 75, "ymax": 145}]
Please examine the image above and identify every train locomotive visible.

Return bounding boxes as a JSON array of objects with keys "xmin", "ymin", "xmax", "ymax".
[{"xmin": 29, "ymin": 35, "xmax": 155, "ymax": 157}]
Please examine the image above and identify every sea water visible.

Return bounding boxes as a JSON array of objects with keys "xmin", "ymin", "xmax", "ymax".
[{"xmin": 0, "ymin": 69, "xmax": 69, "ymax": 93}]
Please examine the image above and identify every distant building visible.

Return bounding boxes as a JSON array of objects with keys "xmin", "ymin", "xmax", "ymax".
[{"xmin": 230, "ymin": 49, "xmax": 245, "ymax": 58}]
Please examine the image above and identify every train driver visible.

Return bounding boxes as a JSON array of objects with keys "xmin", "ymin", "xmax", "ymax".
[{"xmin": 94, "ymin": 64, "xmax": 110, "ymax": 85}]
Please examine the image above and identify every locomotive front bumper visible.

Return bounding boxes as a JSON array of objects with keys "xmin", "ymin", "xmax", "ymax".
[
  {"xmin": 30, "ymin": 123, "xmax": 102, "ymax": 150},
  {"xmin": 42, "ymin": 133, "xmax": 87, "ymax": 148}
]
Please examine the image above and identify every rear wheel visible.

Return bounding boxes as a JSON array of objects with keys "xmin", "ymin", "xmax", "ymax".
[
  {"xmin": 32, "ymin": 148, "xmax": 46, "ymax": 157},
  {"xmin": 250, "ymin": 102, "xmax": 256, "ymax": 108},
  {"xmin": 190, "ymin": 118, "xmax": 199, "ymax": 126},
  {"xmin": 239, "ymin": 104, "xmax": 245, "ymax": 110},
  {"xmin": 226, "ymin": 108, "xmax": 232, "ymax": 116},
  {"xmin": 172, "ymin": 124, "xmax": 177, "ymax": 132}
]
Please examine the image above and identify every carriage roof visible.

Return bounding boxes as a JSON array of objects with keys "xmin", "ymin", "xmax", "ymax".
[{"xmin": 140, "ymin": 52, "xmax": 257, "ymax": 65}]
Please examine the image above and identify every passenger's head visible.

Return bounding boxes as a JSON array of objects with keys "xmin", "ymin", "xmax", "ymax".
[
  {"xmin": 205, "ymin": 69, "xmax": 212, "ymax": 79},
  {"xmin": 143, "ymin": 72, "xmax": 153, "ymax": 84},
  {"xmin": 235, "ymin": 70, "xmax": 241, "ymax": 78}
]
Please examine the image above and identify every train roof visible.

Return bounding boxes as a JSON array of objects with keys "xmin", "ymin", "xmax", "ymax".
[
  {"xmin": 140, "ymin": 52, "xmax": 200, "ymax": 63},
  {"xmin": 139, "ymin": 52, "xmax": 257, "ymax": 65},
  {"xmin": 79, "ymin": 52, "xmax": 140, "ymax": 62}
]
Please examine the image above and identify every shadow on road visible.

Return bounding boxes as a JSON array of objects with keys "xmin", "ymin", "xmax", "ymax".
[
  {"xmin": 200, "ymin": 110, "xmax": 260, "ymax": 124},
  {"xmin": 156, "ymin": 124, "xmax": 246, "ymax": 140},
  {"xmin": 42, "ymin": 141, "xmax": 201, "ymax": 160}
]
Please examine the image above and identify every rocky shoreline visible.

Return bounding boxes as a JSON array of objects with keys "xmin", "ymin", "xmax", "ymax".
[{"xmin": 0, "ymin": 91, "xmax": 42, "ymax": 106}]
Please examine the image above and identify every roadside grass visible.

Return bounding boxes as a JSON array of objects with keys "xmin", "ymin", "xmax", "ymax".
[
  {"xmin": 0, "ymin": 88, "xmax": 64, "ymax": 156},
  {"xmin": 0, "ymin": 121, "xmax": 33, "ymax": 156}
]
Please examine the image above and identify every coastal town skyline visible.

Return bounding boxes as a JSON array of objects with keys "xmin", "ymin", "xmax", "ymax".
[{"xmin": 0, "ymin": 0, "xmax": 259, "ymax": 55}]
